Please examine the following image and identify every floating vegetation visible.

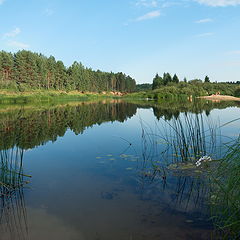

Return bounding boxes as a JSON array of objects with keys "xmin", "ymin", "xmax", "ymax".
[
  {"xmin": 126, "ymin": 167, "xmax": 133, "ymax": 171},
  {"xmin": 168, "ymin": 162, "xmax": 197, "ymax": 171}
]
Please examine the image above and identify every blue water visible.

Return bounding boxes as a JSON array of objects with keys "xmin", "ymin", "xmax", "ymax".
[{"xmin": 0, "ymin": 100, "xmax": 239, "ymax": 240}]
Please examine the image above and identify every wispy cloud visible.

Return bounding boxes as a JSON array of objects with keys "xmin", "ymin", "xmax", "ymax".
[
  {"xmin": 196, "ymin": 32, "xmax": 214, "ymax": 37},
  {"xmin": 195, "ymin": 18, "xmax": 213, "ymax": 23},
  {"xmin": 7, "ymin": 41, "xmax": 29, "ymax": 49},
  {"xmin": 0, "ymin": 0, "xmax": 5, "ymax": 5},
  {"xmin": 44, "ymin": 8, "xmax": 54, "ymax": 16},
  {"xmin": 135, "ymin": 0, "xmax": 158, "ymax": 8},
  {"xmin": 195, "ymin": 0, "xmax": 240, "ymax": 7},
  {"xmin": 4, "ymin": 27, "xmax": 21, "ymax": 38},
  {"xmin": 136, "ymin": 10, "xmax": 161, "ymax": 21},
  {"xmin": 227, "ymin": 50, "xmax": 240, "ymax": 55}
]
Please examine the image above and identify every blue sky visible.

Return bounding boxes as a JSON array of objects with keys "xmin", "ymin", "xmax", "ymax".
[{"xmin": 1, "ymin": 0, "xmax": 240, "ymax": 83}]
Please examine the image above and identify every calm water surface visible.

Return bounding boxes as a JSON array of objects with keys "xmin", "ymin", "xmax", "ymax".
[{"xmin": 0, "ymin": 100, "xmax": 239, "ymax": 240}]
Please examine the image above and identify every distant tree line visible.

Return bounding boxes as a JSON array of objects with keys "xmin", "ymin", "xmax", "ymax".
[
  {"xmin": 152, "ymin": 72, "xmax": 180, "ymax": 90},
  {"xmin": 136, "ymin": 83, "xmax": 152, "ymax": 92},
  {"xmin": 0, "ymin": 50, "xmax": 136, "ymax": 92}
]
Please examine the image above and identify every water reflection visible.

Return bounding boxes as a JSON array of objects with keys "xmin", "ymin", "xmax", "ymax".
[
  {"xmin": 0, "ymin": 99, "xmax": 239, "ymax": 239},
  {"xmin": 0, "ymin": 99, "xmax": 239, "ymax": 150},
  {"xmin": 0, "ymin": 148, "xmax": 30, "ymax": 240}
]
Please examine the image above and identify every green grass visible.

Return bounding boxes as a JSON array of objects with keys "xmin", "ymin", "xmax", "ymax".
[
  {"xmin": 211, "ymin": 137, "xmax": 240, "ymax": 239},
  {"xmin": 0, "ymin": 89, "xmax": 120, "ymax": 104}
]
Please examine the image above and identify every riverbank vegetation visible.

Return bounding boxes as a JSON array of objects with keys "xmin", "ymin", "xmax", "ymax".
[
  {"xmin": 0, "ymin": 89, "xmax": 127, "ymax": 103},
  {"xmin": 131, "ymin": 73, "xmax": 240, "ymax": 100}
]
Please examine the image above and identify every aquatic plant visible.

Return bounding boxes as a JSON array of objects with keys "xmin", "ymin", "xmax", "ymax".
[
  {"xmin": 0, "ymin": 147, "xmax": 30, "ymax": 240},
  {"xmin": 211, "ymin": 137, "xmax": 240, "ymax": 239}
]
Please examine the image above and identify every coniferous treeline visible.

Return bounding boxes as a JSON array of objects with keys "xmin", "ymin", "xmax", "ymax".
[
  {"xmin": 0, "ymin": 50, "xmax": 136, "ymax": 92},
  {"xmin": 152, "ymin": 72, "xmax": 180, "ymax": 90}
]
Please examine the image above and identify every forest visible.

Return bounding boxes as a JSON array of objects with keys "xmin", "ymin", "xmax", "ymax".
[{"xmin": 0, "ymin": 50, "xmax": 136, "ymax": 92}]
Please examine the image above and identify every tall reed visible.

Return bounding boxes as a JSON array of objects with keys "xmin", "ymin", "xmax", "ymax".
[
  {"xmin": 0, "ymin": 147, "xmax": 30, "ymax": 240},
  {"xmin": 211, "ymin": 137, "xmax": 240, "ymax": 239}
]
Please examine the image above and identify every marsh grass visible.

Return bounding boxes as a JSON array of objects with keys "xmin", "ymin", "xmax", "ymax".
[
  {"xmin": 137, "ymin": 112, "xmax": 220, "ymax": 214},
  {"xmin": 140, "ymin": 112, "xmax": 220, "ymax": 167},
  {"xmin": 211, "ymin": 137, "xmax": 240, "ymax": 239},
  {"xmin": 139, "ymin": 110, "xmax": 240, "ymax": 238}
]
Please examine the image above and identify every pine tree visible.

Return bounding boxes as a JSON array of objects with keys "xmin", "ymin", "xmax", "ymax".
[
  {"xmin": 172, "ymin": 74, "xmax": 179, "ymax": 84},
  {"xmin": 204, "ymin": 75, "xmax": 210, "ymax": 83}
]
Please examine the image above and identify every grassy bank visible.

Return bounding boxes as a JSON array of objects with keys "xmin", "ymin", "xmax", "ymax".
[{"xmin": 0, "ymin": 89, "xmax": 120, "ymax": 103}]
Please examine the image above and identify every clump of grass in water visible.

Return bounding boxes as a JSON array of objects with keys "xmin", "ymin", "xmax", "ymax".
[
  {"xmin": 138, "ymin": 113, "xmax": 219, "ymax": 209},
  {"xmin": 140, "ymin": 112, "xmax": 219, "ymax": 168},
  {"xmin": 0, "ymin": 147, "xmax": 31, "ymax": 194},
  {"xmin": 211, "ymin": 136, "xmax": 240, "ymax": 239},
  {"xmin": 161, "ymin": 113, "xmax": 219, "ymax": 165}
]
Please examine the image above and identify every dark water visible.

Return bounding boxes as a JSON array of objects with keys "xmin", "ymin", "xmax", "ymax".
[{"xmin": 0, "ymin": 99, "xmax": 239, "ymax": 240}]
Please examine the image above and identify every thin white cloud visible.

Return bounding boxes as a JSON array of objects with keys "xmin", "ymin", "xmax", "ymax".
[
  {"xmin": 195, "ymin": 0, "xmax": 240, "ymax": 7},
  {"xmin": 7, "ymin": 41, "xmax": 30, "ymax": 49},
  {"xmin": 195, "ymin": 18, "xmax": 213, "ymax": 23},
  {"xmin": 44, "ymin": 8, "xmax": 54, "ymax": 16},
  {"xmin": 161, "ymin": 1, "xmax": 182, "ymax": 8},
  {"xmin": 136, "ymin": 10, "xmax": 161, "ymax": 21},
  {"xmin": 136, "ymin": 0, "xmax": 158, "ymax": 7},
  {"xmin": 196, "ymin": 32, "xmax": 214, "ymax": 37},
  {"xmin": 0, "ymin": 0, "xmax": 5, "ymax": 5},
  {"xmin": 227, "ymin": 50, "xmax": 240, "ymax": 55},
  {"xmin": 4, "ymin": 27, "xmax": 21, "ymax": 38}
]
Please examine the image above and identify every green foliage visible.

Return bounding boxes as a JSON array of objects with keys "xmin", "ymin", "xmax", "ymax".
[
  {"xmin": 0, "ymin": 50, "xmax": 136, "ymax": 93},
  {"xmin": 204, "ymin": 75, "xmax": 210, "ymax": 83},
  {"xmin": 234, "ymin": 87, "xmax": 240, "ymax": 97},
  {"xmin": 172, "ymin": 74, "xmax": 179, "ymax": 84},
  {"xmin": 163, "ymin": 72, "xmax": 172, "ymax": 85},
  {"xmin": 152, "ymin": 72, "xmax": 179, "ymax": 89},
  {"xmin": 132, "ymin": 77, "xmax": 239, "ymax": 100},
  {"xmin": 152, "ymin": 73, "xmax": 164, "ymax": 90},
  {"xmin": 211, "ymin": 137, "xmax": 240, "ymax": 239},
  {"xmin": 136, "ymin": 83, "xmax": 152, "ymax": 91}
]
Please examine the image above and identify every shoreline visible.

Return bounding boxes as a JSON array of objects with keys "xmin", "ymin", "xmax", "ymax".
[
  {"xmin": 198, "ymin": 95, "xmax": 240, "ymax": 101},
  {"xmin": 0, "ymin": 90, "xmax": 124, "ymax": 103}
]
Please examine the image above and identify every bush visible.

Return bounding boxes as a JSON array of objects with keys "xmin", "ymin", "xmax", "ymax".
[{"xmin": 234, "ymin": 87, "xmax": 240, "ymax": 97}]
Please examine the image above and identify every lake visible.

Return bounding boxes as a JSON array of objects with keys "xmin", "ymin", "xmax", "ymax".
[{"xmin": 0, "ymin": 99, "xmax": 239, "ymax": 240}]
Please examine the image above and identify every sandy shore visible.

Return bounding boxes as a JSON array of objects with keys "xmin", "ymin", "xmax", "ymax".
[{"xmin": 198, "ymin": 95, "xmax": 240, "ymax": 101}]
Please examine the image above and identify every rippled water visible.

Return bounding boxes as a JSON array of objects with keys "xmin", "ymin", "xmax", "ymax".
[{"xmin": 0, "ymin": 99, "xmax": 239, "ymax": 240}]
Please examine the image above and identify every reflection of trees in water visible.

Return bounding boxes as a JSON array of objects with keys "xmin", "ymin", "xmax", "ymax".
[
  {"xmin": 0, "ymin": 101, "xmax": 137, "ymax": 150},
  {"xmin": 151, "ymin": 100, "xmax": 240, "ymax": 121},
  {"xmin": 0, "ymin": 99, "xmax": 239, "ymax": 150},
  {"xmin": 0, "ymin": 147, "xmax": 29, "ymax": 240}
]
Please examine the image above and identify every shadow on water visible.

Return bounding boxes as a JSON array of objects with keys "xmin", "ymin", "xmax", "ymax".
[{"xmin": 0, "ymin": 147, "xmax": 30, "ymax": 240}]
